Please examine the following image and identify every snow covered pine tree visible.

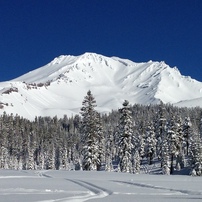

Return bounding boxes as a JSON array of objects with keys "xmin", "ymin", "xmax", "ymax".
[
  {"xmin": 118, "ymin": 100, "xmax": 135, "ymax": 173},
  {"xmin": 80, "ymin": 90, "xmax": 103, "ymax": 171}
]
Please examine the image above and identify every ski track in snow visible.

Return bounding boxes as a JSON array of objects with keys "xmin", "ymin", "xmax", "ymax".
[
  {"xmin": 27, "ymin": 171, "xmax": 110, "ymax": 202},
  {"xmin": 1, "ymin": 170, "xmax": 202, "ymax": 202},
  {"xmin": 35, "ymin": 171, "xmax": 111, "ymax": 202},
  {"xmin": 36, "ymin": 171, "xmax": 111, "ymax": 202},
  {"xmin": 112, "ymin": 180, "xmax": 202, "ymax": 197},
  {"xmin": 65, "ymin": 179, "xmax": 112, "ymax": 202}
]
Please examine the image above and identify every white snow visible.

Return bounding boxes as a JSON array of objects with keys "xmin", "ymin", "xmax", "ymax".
[
  {"xmin": 0, "ymin": 170, "xmax": 201, "ymax": 202},
  {"xmin": 0, "ymin": 52, "xmax": 202, "ymax": 120}
]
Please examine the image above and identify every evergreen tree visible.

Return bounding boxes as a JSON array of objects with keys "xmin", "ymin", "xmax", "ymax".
[
  {"xmin": 161, "ymin": 137, "xmax": 170, "ymax": 175},
  {"xmin": 175, "ymin": 116, "xmax": 185, "ymax": 170},
  {"xmin": 118, "ymin": 100, "xmax": 134, "ymax": 173},
  {"xmin": 0, "ymin": 129, "xmax": 9, "ymax": 169},
  {"xmin": 80, "ymin": 90, "xmax": 102, "ymax": 170},
  {"xmin": 167, "ymin": 114, "xmax": 178, "ymax": 174},
  {"xmin": 95, "ymin": 112, "xmax": 104, "ymax": 170},
  {"xmin": 132, "ymin": 150, "xmax": 140, "ymax": 174},
  {"xmin": 145, "ymin": 121, "xmax": 156, "ymax": 165},
  {"xmin": 183, "ymin": 116, "xmax": 192, "ymax": 156},
  {"xmin": 135, "ymin": 120, "xmax": 146, "ymax": 160},
  {"xmin": 155, "ymin": 102, "xmax": 167, "ymax": 166},
  {"xmin": 199, "ymin": 111, "xmax": 202, "ymax": 139},
  {"xmin": 189, "ymin": 133, "xmax": 202, "ymax": 176},
  {"xmin": 45, "ymin": 141, "xmax": 55, "ymax": 170},
  {"xmin": 105, "ymin": 127, "xmax": 114, "ymax": 171},
  {"xmin": 27, "ymin": 131, "xmax": 37, "ymax": 170}
]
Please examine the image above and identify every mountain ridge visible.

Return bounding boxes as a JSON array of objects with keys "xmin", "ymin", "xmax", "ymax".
[{"xmin": 1, "ymin": 52, "xmax": 202, "ymax": 120}]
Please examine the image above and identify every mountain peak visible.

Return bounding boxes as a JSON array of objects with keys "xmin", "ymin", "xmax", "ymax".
[
  {"xmin": 1, "ymin": 52, "xmax": 202, "ymax": 120},
  {"xmin": 48, "ymin": 55, "xmax": 73, "ymax": 65}
]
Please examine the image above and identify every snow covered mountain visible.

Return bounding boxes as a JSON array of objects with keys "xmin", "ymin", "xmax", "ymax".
[{"xmin": 0, "ymin": 52, "xmax": 202, "ymax": 120}]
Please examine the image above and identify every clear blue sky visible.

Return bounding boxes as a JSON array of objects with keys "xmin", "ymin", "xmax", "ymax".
[{"xmin": 0, "ymin": 0, "xmax": 202, "ymax": 81}]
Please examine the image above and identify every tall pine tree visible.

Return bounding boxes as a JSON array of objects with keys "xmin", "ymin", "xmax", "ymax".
[
  {"xmin": 80, "ymin": 90, "xmax": 103, "ymax": 171},
  {"xmin": 118, "ymin": 100, "xmax": 134, "ymax": 173}
]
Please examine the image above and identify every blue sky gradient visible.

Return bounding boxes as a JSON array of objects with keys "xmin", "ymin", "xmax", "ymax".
[{"xmin": 0, "ymin": 0, "xmax": 202, "ymax": 81}]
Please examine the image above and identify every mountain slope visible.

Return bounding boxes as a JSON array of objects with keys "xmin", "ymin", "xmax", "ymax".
[{"xmin": 0, "ymin": 52, "xmax": 202, "ymax": 120}]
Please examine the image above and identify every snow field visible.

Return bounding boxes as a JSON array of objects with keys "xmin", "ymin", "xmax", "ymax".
[{"xmin": 0, "ymin": 170, "xmax": 202, "ymax": 202}]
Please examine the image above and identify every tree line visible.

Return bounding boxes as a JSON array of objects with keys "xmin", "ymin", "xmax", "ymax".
[{"xmin": 0, "ymin": 90, "xmax": 202, "ymax": 175}]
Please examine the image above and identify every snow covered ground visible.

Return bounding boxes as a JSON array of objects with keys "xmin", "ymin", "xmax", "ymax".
[{"xmin": 0, "ymin": 170, "xmax": 202, "ymax": 202}]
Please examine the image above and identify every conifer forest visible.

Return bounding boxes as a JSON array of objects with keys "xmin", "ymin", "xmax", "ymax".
[{"xmin": 0, "ymin": 90, "xmax": 202, "ymax": 176}]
